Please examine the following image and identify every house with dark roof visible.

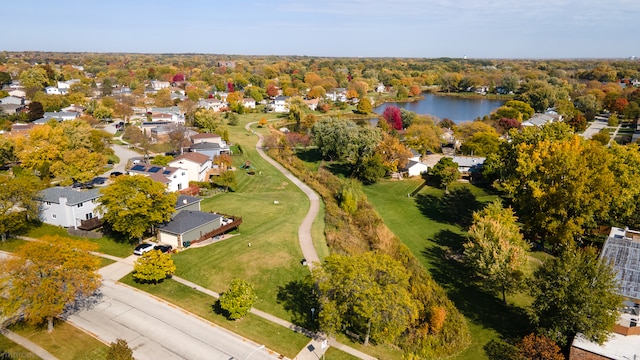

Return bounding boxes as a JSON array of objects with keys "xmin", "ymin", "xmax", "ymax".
[
  {"xmin": 126, "ymin": 164, "xmax": 189, "ymax": 192},
  {"xmin": 36, "ymin": 187, "xmax": 102, "ymax": 229},
  {"xmin": 157, "ymin": 210, "xmax": 223, "ymax": 249}
]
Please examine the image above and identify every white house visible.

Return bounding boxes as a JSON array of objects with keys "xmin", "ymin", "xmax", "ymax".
[
  {"xmin": 151, "ymin": 80, "xmax": 171, "ymax": 90},
  {"xmin": 197, "ymin": 98, "xmax": 227, "ymax": 112},
  {"xmin": 405, "ymin": 160, "xmax": 430, "ymax": 177},
  {"xmin": 303, "ymin": 98, "xmax": 320, "ymax": 111},
  {"xmin": 33, "ymin": 111, "xmax": 80, "ymax": 124},
  {"xmin": 6, "ymin": 89, "xmax": 26, "ymax": 98},
  {"xmin": 242, "ymin": 98, "xmax": 256, "ymax": 109},
  {"xmin": 169, "ymin": 152, "xmax": 212, "ymax": 182},
  {"xmin": 450, "ymin": 156, "xmax": 485, "ymax": 174},
  {"xmin": 36, "ymin": 187, "xmax": 102, "ymax": 229},
  {"xmin": 269, "ymin": 96, "xmax": 290, "ymax": 113},
  {"xmin": 126, "ymin": 164, "xmax": 189, "ymax": 192},
  {"xmin": 0, "ymin": 96, "xmax": 24, "ymax": 105},
  {"xmin": 521, "ymin": 112, "xmax": 562, "ymax": 127},
  {"xmin": 45, "ymin": 86, "xmax": 62, "ymax": 95}
]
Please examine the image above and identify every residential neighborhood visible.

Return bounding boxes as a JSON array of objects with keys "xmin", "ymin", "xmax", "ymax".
[{"xmin": 0, "ymin": 49, "xmax": 640, "ymax": 360}]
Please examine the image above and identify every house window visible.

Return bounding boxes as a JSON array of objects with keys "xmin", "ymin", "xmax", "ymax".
[
  {"xmin": 85, "ymin": 213, "xmax": 93, "ymax": 220},
  {"xmin": 178, "ymin": 183, "xmax": 182, "ymax": 190},
  {"xmin": 45, "ymin": 201, "xmax": 51, "ymax": 205},
  {"xmin": 52, "ymin": 214, "xmax": 57, "ymax": 219},
  {"xmin": 77, "ymin": 202, "xmax": 84, "ymax": 208},
  {"xmin": 182, "ymin": 172, "xmax": 186, "ymax": 176}
]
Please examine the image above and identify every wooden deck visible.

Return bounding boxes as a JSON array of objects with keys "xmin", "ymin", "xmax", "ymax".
[{"xmin": 191, "ymin": 214, "xmax": 242, "ymax": 245}]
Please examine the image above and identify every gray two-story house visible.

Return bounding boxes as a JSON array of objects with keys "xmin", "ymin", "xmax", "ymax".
[{"xmin": 36, "ymin": 187, "xmax": 102, "ymax": 229}]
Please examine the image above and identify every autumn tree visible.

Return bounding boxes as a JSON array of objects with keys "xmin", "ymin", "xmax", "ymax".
[
  {"xmin": 0, "ymin": 236, "xmax": 101, "ymax": 332},
  {"xmin": 213, "ymin": 154, "xmax": 233, "ymax": 169},
  {"xmin": 108, "ymin": 338, "xmax": 134, "ymax": 360},
  {"xmin": 193, "ymin": 108, "xmax": 225, "ymax": 133},
  {"xmin": 529, "ymin": 247, "xmax": 622, "ymax": 347},
  {"xmin": 0, "ymin": 175, "xmax": 40, "ymax": 241},
  {"xmin": 516, "ymin": 333, "xmax": 564, "ymax": 360},
  {"xmin": 258, "ymin": 117, "xmax": 268, "ymax": 127},
  {"xmin": 376, "ymin": 132, "xmax": 412, "ymax": 173},
  {"xmin": 429, "ymin": 157, "xmax": 459, "ymax": 192},
  {"xmin": 27, "ymin": 101, "xmax": 44, "ymax": 121},
  {"xmin": 98, "ymin": 175, "xmax": 177, "ymax": 241},
  {"xmin": 15, "ymin": 120, "xmax": 109, "ymax": 184},
  {"xmin": 405, "ymin": 122, "xmax": 442, "ymax": 156},
  {"xmin": 356, "ymin": 97, "xmax": 372, "ymax": 114},
  {"xmin": 460, "ymin": 131, "xmax": 501, "ymax": 156},
  {"xmin": 133, "ymin": 250, "xmax": 176, "ymax": 284},
  {"xmin": 218, "ymin": 279, "xmax": 257, "ymax": 320},
  {"xmin": 314, "ymin": 252, "xmax": 419, "ymax": 346},
  {"xmin": 464, "ymin": 200, "xmax": 529, "ymax": 303},
  {"xmin": 0, "ymin": 137, "xmax": 16, "ymax": 167},
  {"xmin": 382, "ymin": 106, "xmax": 403, "ymax": 130}
]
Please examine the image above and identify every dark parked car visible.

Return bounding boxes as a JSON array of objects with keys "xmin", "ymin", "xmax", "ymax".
[
  {"xmin": 110, "ymin": 171, "xmax": 123, "ymax": 178},
  {"xmin": 133, "ymin": 243, "xmax": 155, "ymax": 256},
  {"xmin": 154, "ymin": 244, "xmax": 173, "ymax": 254}
]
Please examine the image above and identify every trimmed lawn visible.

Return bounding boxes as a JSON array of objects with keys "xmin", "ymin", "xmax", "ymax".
[
  {"xmin": 363, "ymin": 179, "xmax": 535, "ymax": 360},
  {"xmin": 9, "ymin": 320, "xmax": 108, "ymax": 360},
  {"xmin": 324, "ymin": 347, "xmax": 361, "ymax": 360},
  {"xmin": 0, "ymin": 335, "xmax": 34, "ymax": 358},
  {"xmin": 172, "ymin": 114, "xmax": 323, "ymax": 321},
  {"xmin": 22, "ymin": 223, "xmax": 133, "ymax": 258},
  {"xmin": 120, "ymin": 274, "xmax": 309, "ymax": 358}
]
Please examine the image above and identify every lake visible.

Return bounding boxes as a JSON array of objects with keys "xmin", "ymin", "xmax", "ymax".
[{"xmin": 374, "ymin": 93, "xmax": 506, "ymax": 124}]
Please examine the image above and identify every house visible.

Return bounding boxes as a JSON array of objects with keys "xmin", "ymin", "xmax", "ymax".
[
  {"xmin": 569, "ymin": 226, "xmax": 640, "ymax": 359},
  {"xmin": 450, "ymin": 156, "xmax": 485, "ymax": 175},
  {"xmin": 45, "ymin": 86, "xmax": 62, "ymax": 95},
  {"xmin": 150, "ymin": 80, "xmax": 171, "ymax": 90},
  {"xmin": 242, "ymin": 98, "xmax": 256, "ymax": 109},
  {"xmin": 197, "ymin": 98, "xmax": 227, "ymax": 112},
  {"xmin": 189, "ymin": 142, "xmax": 230, "ymax": 159},
  {"xmin": 376, "ymin": 83, "xmax": 386, "ymax": 93},
  {"xmin": 157, "ymin": 210, "xmax": 223, "ymax": 249},
  {"xmin": 36, "ymin": 187, "xmax": 102, "ymax": 229},
  {"xmin": 408, "ymin": 149, "xmax": 421, "ymax": 162},
  {"xmin": 168, "ymin": 152, "xmax": 212, "ymax": 182},
  {"xmin": 521, "ymin": 112, "xmax": 562, "ymax": 127},
  {"xmin": 191, "ymin": 132, "xmax": 224, "ymax": 145},
  {"xmin": 217, "ymin": 60, "xmax": 236, "ymax": 68},
  {"xmin": 10, "ymin": 122, "xmax": 34, "ymax": 136},
  {"xmin": 404, "ymin": 160, "xmax": 430, "ymax": 177},
  {"xmin": 269, "ymin": 96, "xmax": 290, "ymax": 113},
  {"xmin": 174, "ymin": 195, "xmax": 202, "ymax": 214},
  {"xmin": 303, "ymin": 98, "xmax": 320, "ymax": 111},
  {"xmin": 126, "ymin": 164, "xmax": 189, "ymax": 192},
  {"xmin": 0, "ymin": 104, "xmax": 26, "ymax": 115},
  {"xmin": 62, "ymin": 104, "xmax": 86, "ymax": 113},
  {"xmin": 6, "ymin": 89, "xmax": 26, "ymax": 98},
  {"xmin": 32, "ymin": 111, "xmax": 80, "ymax": 124},
  {"xmin": 0, "ymin": 96, "xmax": 24, "ymax": 105},
  {"xmin": 325, "ymin": 89, "xmax": 347, "ymax": 102}
]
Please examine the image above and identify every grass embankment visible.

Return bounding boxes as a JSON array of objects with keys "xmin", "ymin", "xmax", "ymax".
[
  {"xmin": 172, "ymin": 113, "xmax": 327, "ymax": 321},
  {"xmin": 363, "ymin": 179, "xmax": 549, "ymax": 359},
  {"xmin": 8, "ymin": 320, "xmax": 109, "ymax": 359},
  {"xmin": 120, "ymin": 274, "xmax": 309, "ymax": 358}
]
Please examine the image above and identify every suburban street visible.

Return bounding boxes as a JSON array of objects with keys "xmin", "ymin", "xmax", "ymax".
[{"xmin": 68, "ymin": 259, "xmax": 280, "ymax": 360}]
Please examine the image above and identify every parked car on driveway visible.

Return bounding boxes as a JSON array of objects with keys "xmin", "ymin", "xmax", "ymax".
[
  {"xmin": 133, "ymin": 243, "xmax": 155, "ymax": 256},
  {"xmin": 154, "ymin": 244, "xmax": 173, "ymax": 253}
]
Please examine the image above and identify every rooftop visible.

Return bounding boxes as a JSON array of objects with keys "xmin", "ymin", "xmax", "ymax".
[
  {"xmin": 37, "ymin": 187, "xmax": 101, "ymax": 205},
  {"xmin": 158, "ymin": 210, "xmax": 221, "ymax": 235},
  {"xmin": 601, "ymin": 226, "xmax": 640, "ymax": 301}
]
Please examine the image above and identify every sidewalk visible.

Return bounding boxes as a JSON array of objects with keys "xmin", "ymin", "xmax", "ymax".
[{"xmin": 2, "ymin": 330, "xmax": 58, "ymax": 360}]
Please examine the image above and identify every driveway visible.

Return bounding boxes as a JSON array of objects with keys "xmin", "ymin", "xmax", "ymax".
[
  {"xmin": 68, "ymin": 260, "xmax": 280, "ymax": 360},
  {"xmin": 581, "ymin": 117, "xmax": 608, "ymax": 140}
]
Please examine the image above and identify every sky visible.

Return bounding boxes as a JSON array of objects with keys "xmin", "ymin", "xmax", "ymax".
[{"xmin": 2, "ymin": 0, "xmax": 639, "ymax": 59}]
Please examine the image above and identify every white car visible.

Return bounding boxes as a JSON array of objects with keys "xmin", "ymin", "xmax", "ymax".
[{"xmin": 133, "ymin": 243, "xmax": 155, "ymax": 256}]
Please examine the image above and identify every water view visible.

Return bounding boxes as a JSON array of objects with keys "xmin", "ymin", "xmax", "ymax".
[{"xmin": 374, "ymin": 93, "xmax": 506, "ymax": 123}]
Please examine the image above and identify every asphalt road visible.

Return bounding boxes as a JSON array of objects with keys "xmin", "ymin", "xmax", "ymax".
[{"xmin": 68, "ymin": 277, "xmax": 279, "ymax": 360}]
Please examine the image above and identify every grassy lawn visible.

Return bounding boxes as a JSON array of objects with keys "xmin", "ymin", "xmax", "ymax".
[
  {"xmin": 0, "ymin": 335, "xmax": 34, "ymax": 358},
  {"xmin": 0, "ymin": 238, "xmax": 29, "ymax": 253},
  {"xmin": 22, "ymin": 223, "xmax": 133, "ymax": 258},
  {"xmin": 363, "ymin": 178, "xmax": 537, "ymax": 360},
  {"xmin": 324, "ymin": 347, "xmax": 362, "ymax": 360},
  {"xmin": 9, "ymin": 320, "xmax": 108, "ymax": 360},
  {"xmin": 172, "ymin": 114, "xmax": 322, "ymax": 322},
  {"xmin": 120, "ymin": 274, "xmax": 309, "ymax": 358}
]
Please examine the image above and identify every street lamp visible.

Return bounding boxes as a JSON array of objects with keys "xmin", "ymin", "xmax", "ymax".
[
  {"xmin": 311, "ymin": 307, "xmax": 315, "ymax": 322},
  {"xmin": 245, "ymin": 344, "xmax": 265, "ymax": 360}
]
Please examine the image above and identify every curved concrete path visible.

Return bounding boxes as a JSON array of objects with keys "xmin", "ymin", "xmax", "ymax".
[{"xmin": 245, "ymin": 122, "xmax": 321, "ymax": 270}]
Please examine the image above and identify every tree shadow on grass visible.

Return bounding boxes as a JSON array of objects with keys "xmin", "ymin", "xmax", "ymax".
[
  {"xmin": 295, "ymin": 148, "xmax": 323, "ymax": 164},
  {"xmin": 415, "ymin": 187, "xmax": 483, "ymax": 228},
  {"xmin": 422, "ymin": 229, "xmax": 532, "ymax": 342},
  {"xmin": 325, "ymin": 162, "xmax": 352, "ymax": 179},
  {"xmin": 276, "ymin": 279, "xmax": 320, "ymax": 331}
]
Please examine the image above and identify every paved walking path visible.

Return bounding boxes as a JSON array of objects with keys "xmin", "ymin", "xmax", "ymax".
[
  {"xmin": 2, "ymin": 330, "xmax": 59, "ymax": 360},
  {"xmin": 245, "ymin": 121, "xmax": 321, "ymax": 270}
]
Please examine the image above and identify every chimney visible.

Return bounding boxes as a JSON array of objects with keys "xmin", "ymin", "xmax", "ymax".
[{"xmin": 183, "ymin": 199, "xmax": 188, "ymax": 205}]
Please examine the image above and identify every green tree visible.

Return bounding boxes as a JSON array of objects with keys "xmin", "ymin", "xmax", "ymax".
[
  {"xmin": 529, "ymin": 247, "xmax": 622, "ymax": 347},
  {"xmin": 356, "ymin": 97, "xmax": 372, "ymax": 114},
  {"xmin": 98, "ymin": 175, "xmax": 177, "ymax": 241},
  {"xmin": 405, "ymin": 122, "xmax": 442, "ymax": 156},
  {"xmin": 313, "ymin": 252, "xmax": 419, "ymax": 346},
  {"xmin": 464, "ymin": 200, "xmax": 529, "ymax": 303},
  {"xmin": 218, "ymin": 279, "xmax": 257, "ymax": 320},
  {"xmin": 0, "ymin": 175, "xmax": 40, "ymax": 241},
  {"xmin": 0, "ymin": 137, "xmax": 16, "ymax": 166},
  {"xmin": 19, "ymin": 67, "xmax": 49, "ymax": 90},
  {"xmin": 590, "ymin": 128, "xmax": 610, "ymax": 146},
  {"xmin": 504, "ymin": 100, "xmax": 535, "ymax": 120},
  {"xmin": 0, "ymin": 236, "xmax": 101, "ymax": 332},
  {"xmin": 193, "ymin": 109, "xmax": 224, "ymax": 133},
  {"xmin": 213, "ymin": 170, "xmax": 237, "ymax": 192},
  {"xmin": 0, "ymin": 71, "xmax": 11, "ymax": 86},
  {"xmin": 107, "ymin": 338, "xmax": 134, "ymax": 360},
  {"xmin": 459, "ymin": 131, "xmax": 501, "ymax": 156},
  {"xmin": 429, "ymin": 157, "xmax": 459, "ymax": 192},
  {"xmin": 150, "ymin": 155, "xmax": 174, "ymax": 166},
  {"xmin": 133, "ymin": 250, "xmax": 176, "ymax": 284}
]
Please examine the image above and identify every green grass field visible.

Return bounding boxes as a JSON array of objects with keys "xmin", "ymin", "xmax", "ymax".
[
  {"xmin": 363, "ymin": 179, "xmax": 538, "ymax": 359},
  {"xmin": 172, "ymin": 114, "xmax": 324, "ymax": 321},
  {"xmin": 8, "ymin": 320, "xmax": 109, "ymax": 360},
  {"xmin": 0, "ymin": 335, "xmax": 34, "ymax": 358}
]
